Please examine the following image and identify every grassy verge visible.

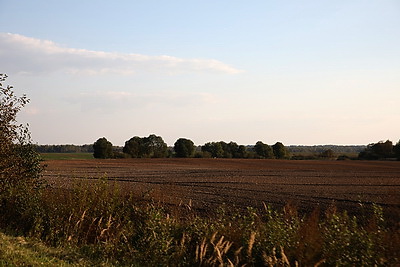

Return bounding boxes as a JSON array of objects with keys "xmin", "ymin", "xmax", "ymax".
[
  {"xmin": 1, "ymin": 178, "xmax": 399, "ymax": 266},
  {"xmin": 0, "ymin": 232, "xmax": 101, "ymax": 266},
  {"xmin": 40, "ymin": 153, "xmax": 94, "ymax": 161}
]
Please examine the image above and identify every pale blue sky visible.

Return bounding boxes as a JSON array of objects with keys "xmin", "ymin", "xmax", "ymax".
[{"xmin": 1, "ymin": 1, "xmax": 399, "ymax": 146}]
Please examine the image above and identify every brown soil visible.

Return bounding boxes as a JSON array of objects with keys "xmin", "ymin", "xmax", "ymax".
[{"xmin": 43, "ymin": 158, "xmax": 400, "ymax": 215}]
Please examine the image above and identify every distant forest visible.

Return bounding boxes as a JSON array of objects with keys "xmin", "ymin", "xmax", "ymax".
[
  {"xmin": 35, "ymin": 138, "xmax": 400, "ymax": 161},
  {"xmin": 34, "ymin": 144, "xmax": 95, "ymax": 153},
  {"xmin": 34, "ymin": 143, "xmax": 365, "ymax": 156}
]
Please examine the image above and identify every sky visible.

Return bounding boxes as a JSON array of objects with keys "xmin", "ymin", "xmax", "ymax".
[{"xmin": 1, "ymin": 1, "xmax": 399, "ymax": 146}]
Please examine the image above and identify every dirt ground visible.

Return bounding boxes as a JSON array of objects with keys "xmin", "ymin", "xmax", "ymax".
[{"xmin": 43, "ymin": 158, "xmax": 400, "ymax": 216}]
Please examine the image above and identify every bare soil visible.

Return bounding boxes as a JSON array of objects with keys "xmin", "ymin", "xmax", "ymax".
[{"xmin": 43, "ymin": 158, "xmax": 400, "ymax": 216}]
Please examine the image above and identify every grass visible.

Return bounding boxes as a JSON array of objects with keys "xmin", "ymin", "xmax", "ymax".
[
  {"xmin": 0, "ymin": 232, "xmax": 101, "ymax": 266},
  {"xmin": 40, "ymin": 153, "xmax": 94, "ymax": 161},
  {"xmin": 1, "ymin": 176, "xmax": 399, "ymax": 266}
]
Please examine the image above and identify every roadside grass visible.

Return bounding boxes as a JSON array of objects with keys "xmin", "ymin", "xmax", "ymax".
[
  {"xmin": 40, "ymin": 153, "xmax": 94, "ymax": 161},
  {"xmin": 0, "ymin": 232, "xmax": 101, "ymax": 266},
  {"xmin": 1, "ymin": 177, "xmax": 399, "ymax": 266}
]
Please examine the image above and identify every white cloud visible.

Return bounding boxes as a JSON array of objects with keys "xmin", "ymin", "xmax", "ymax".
[
  {"xmin": 68, "ymin": 90, "xmax": 219, "ymax": 113},
  {"xmin": 0, "ymin": 33, "xmax": 243, "ymax": 75}
]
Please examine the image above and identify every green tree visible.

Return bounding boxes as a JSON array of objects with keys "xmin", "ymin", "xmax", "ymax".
[
  {"xmin": 0, "ymin": 74, "xmax": 43, "ymax": 187},
  {"xmin": 272, "ymin": 142, "xmax": 289, "ymax": 159},
  {"xmin": 144, "ymin": 134, "xmax": 168, "ymax": 158},
  {"xmin": 123, "ymin": 136, "xmax": 143, "ymax": 158},
  {"xmin": 0, "ymin": 74, "xmax": 44, "ymax": 231},
  {"xmin": 359, "ymin": 140, "xmax": 394, "ymax": 160},
  {"xmin": 225, "ymin": 141, "xmax": 247, "ymax": 158},
  {"xmin": 202, "ymin": 142, "xmax": 224, "ymax": 158},
  {"xmin": 124, "ymin": 134, "xmax": 167, "ymax": 158},
  {"xmin": 254, "ymin": 141, "xmax": 274, "ymax": 159},
  {"xmin": 236, "ymin": 145, "xmax": 248, "ymax": 158},
  {"xmin": 394, "ymin": 140, "xmax": 400, "ymax": 160},
  {"xmin": 93, "ymin": 137, "xmax": 113, "ymax": 159},
  {"xmin": 372, "ymin": 140, "xmax": 393, "ymax": 158},
  {"xmin": 174, "ymin": 138, "xmax": 195, "ymax": 158}
]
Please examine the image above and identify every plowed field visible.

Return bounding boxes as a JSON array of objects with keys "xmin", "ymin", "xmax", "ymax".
[{"xmin": 43, "ymin": 158, "xmax": 400, "ymax": 214}]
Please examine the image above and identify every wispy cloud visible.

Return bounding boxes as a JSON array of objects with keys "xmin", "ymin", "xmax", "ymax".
[
  {"xmin": 0, "ymin": 33, "xmax": 243, "ymax": 75},
  {"xmin": 67, "ymin": 90, "xmax": 219, "ymax": 113}
]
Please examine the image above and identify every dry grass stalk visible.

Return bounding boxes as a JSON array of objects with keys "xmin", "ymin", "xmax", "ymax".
[
  {"xmin": 212, "ymin": 235, "xmax": 233, "ymax": 266},
  {"xmin": 196, "ymin": 232, "xmax": 236, "ymax": 266},
  {"xmin": 196, "ymin": 238, "xmax": 208, "ymax": 265},
  {"xmin": 263, "ymin": 247, "xmax": 291, "ymax": 267},
  {"xmin": 247, "ymin": 231, "xmax": 256, "ymax": 258},
  {"xmin": 234, "ymin": 246, "xmax": 243, "ymax": 266}
]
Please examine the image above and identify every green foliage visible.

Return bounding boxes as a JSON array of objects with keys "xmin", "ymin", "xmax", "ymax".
[
  {"xmin": 321, "ymin": 205, "xmax": 389, "ymax": 266},
  {"xmin": 225, "ymin": 141, "xmax": 248, "ymax": 158},
  {"xmin": 393, "ymin": 140, "xmax": 400, "ymax": 160},
  {"xmin": 1, "ymin": 176, "xmax": 399, "ymax": 266},
  {"xmin": 272, "ymin": 142, "xmax": 290, "ymax": 159},
  {"xmin": 93, "ymin": 137, "xmax": 113, "ymax": 159},
  {"xmin": 254, "ymin": 141, "xmax": 274, "ymax": 159},
  {"xmin": 201, "ymin": 141, "xmax": 248, "ymax": 158},
  {"xmin": 201, "ymin": 142, "xmax": 224, "ymax": 158},
  {"xmin": 0, "ymin": 231, "xmax": 98, "ymax": 266},
  {"xmin": 359, "ymin": 140, "xmax": 395, "ymax": 160},
  {"xmin": 288, "ymin": 145, "xmax": 365, "ymax": 155},
  {"xmin": 174, "ymin": 138, "xmax": 195, "ymax": 158},
  {"xmin": 35, "ymin": 144, "xmax": 94, "ymax": 153},
  {"xmin": 123, "ymin": 134, "xmax": 167, "ymax": 158},
  {"xmin": 144, "ymin": 134, "xmax": 168, "ymax": 158},
  {"xmin": 123, "ymin": 136, "xmax": 142, "ymax": 158},
  {"xmin": 0, "ymin": 74, "xmax": 44, "ymax": 234}
]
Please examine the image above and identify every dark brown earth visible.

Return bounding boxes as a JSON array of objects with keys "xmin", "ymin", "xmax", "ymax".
[{"xmin": 43, "ymin": 158, "xmax": 400, "ymax": 215}]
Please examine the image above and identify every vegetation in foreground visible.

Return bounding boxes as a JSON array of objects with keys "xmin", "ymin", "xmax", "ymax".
[{"xmin": 1, "ymin": 179, "xmax": 400, "ymax": 266}]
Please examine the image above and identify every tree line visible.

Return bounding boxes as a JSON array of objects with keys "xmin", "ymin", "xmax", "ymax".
[
  {"xmin": 93, "ymin": 135, "xmax": 290, "ymax": 159},
  {"xmin": 358, "ymin": 140, "xmax": 400, "ymax": 160},
  {"xmin": 34, "ymin": 144, "xmax": 94, "ymax": 153},
  {"xmin": 93, "ymin": 135, "xmax": 400, "ymax": 161}
]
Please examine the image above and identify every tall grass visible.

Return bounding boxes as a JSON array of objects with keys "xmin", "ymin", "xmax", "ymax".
[{"xmin": 1, "ymin": 177, "xmax": 399, "ymax": 266}]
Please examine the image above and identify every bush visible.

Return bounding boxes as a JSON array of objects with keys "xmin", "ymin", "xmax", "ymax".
[{"xmin": 0, "ymin": 74, "xmax": 44, "ymax": 233}]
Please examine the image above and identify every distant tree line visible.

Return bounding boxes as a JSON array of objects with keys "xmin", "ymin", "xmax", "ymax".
[
  {"xmin": 358, "ymin": 140, "xmax": 400, "ymax": 160},
  {"xmin": 92, "ymin": 135, "xmax": 291, "ymax": 159},
  {"xmin": 287, "ymin": 145, "xmax": 365, "ymax": 154},
  {"xmin": 36, "ymin": 136, "xmax": 399, "ymax": 161},
  {"xmin": 288, "ymin": 145, "xmax": 366, "ymax": 161},
  {"xmin": 35, "ymin": 144, "xmax": 94, "ymax": 153}
]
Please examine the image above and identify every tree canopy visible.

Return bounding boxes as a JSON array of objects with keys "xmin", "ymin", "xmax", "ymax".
[
  {"xmin": 0, "ymin": 74, "xmax": 43, "ymax": 188},
  {"xmin": 174, "ymin": 138, "xmax": 195, "ymax": 158},
  {"xmin": 254, "ymin": 141, "xmax": 274, "ymax": 159},
  {"xmin": 272, "ymin": 142, "xmax": 290, "ymax": 159},
  {"xmin": 123, "ymin": 134, "xmax": 167, "ymax": 158},
  {"xmin": 358, "ymin": 140, "xmax": 397, "ymax": 160},
  {"xmin": 93, "ymin": 137, "xmax": 113, "ymax": 159},
  {"xmin": 0, "ymin": 74, "xmax": 44, "ymax": 230}
]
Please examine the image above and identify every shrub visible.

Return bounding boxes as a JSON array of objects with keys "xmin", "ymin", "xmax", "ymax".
[{"xmin": 0, "ymin": 74, "xmax": 44, "ymax": 233}]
